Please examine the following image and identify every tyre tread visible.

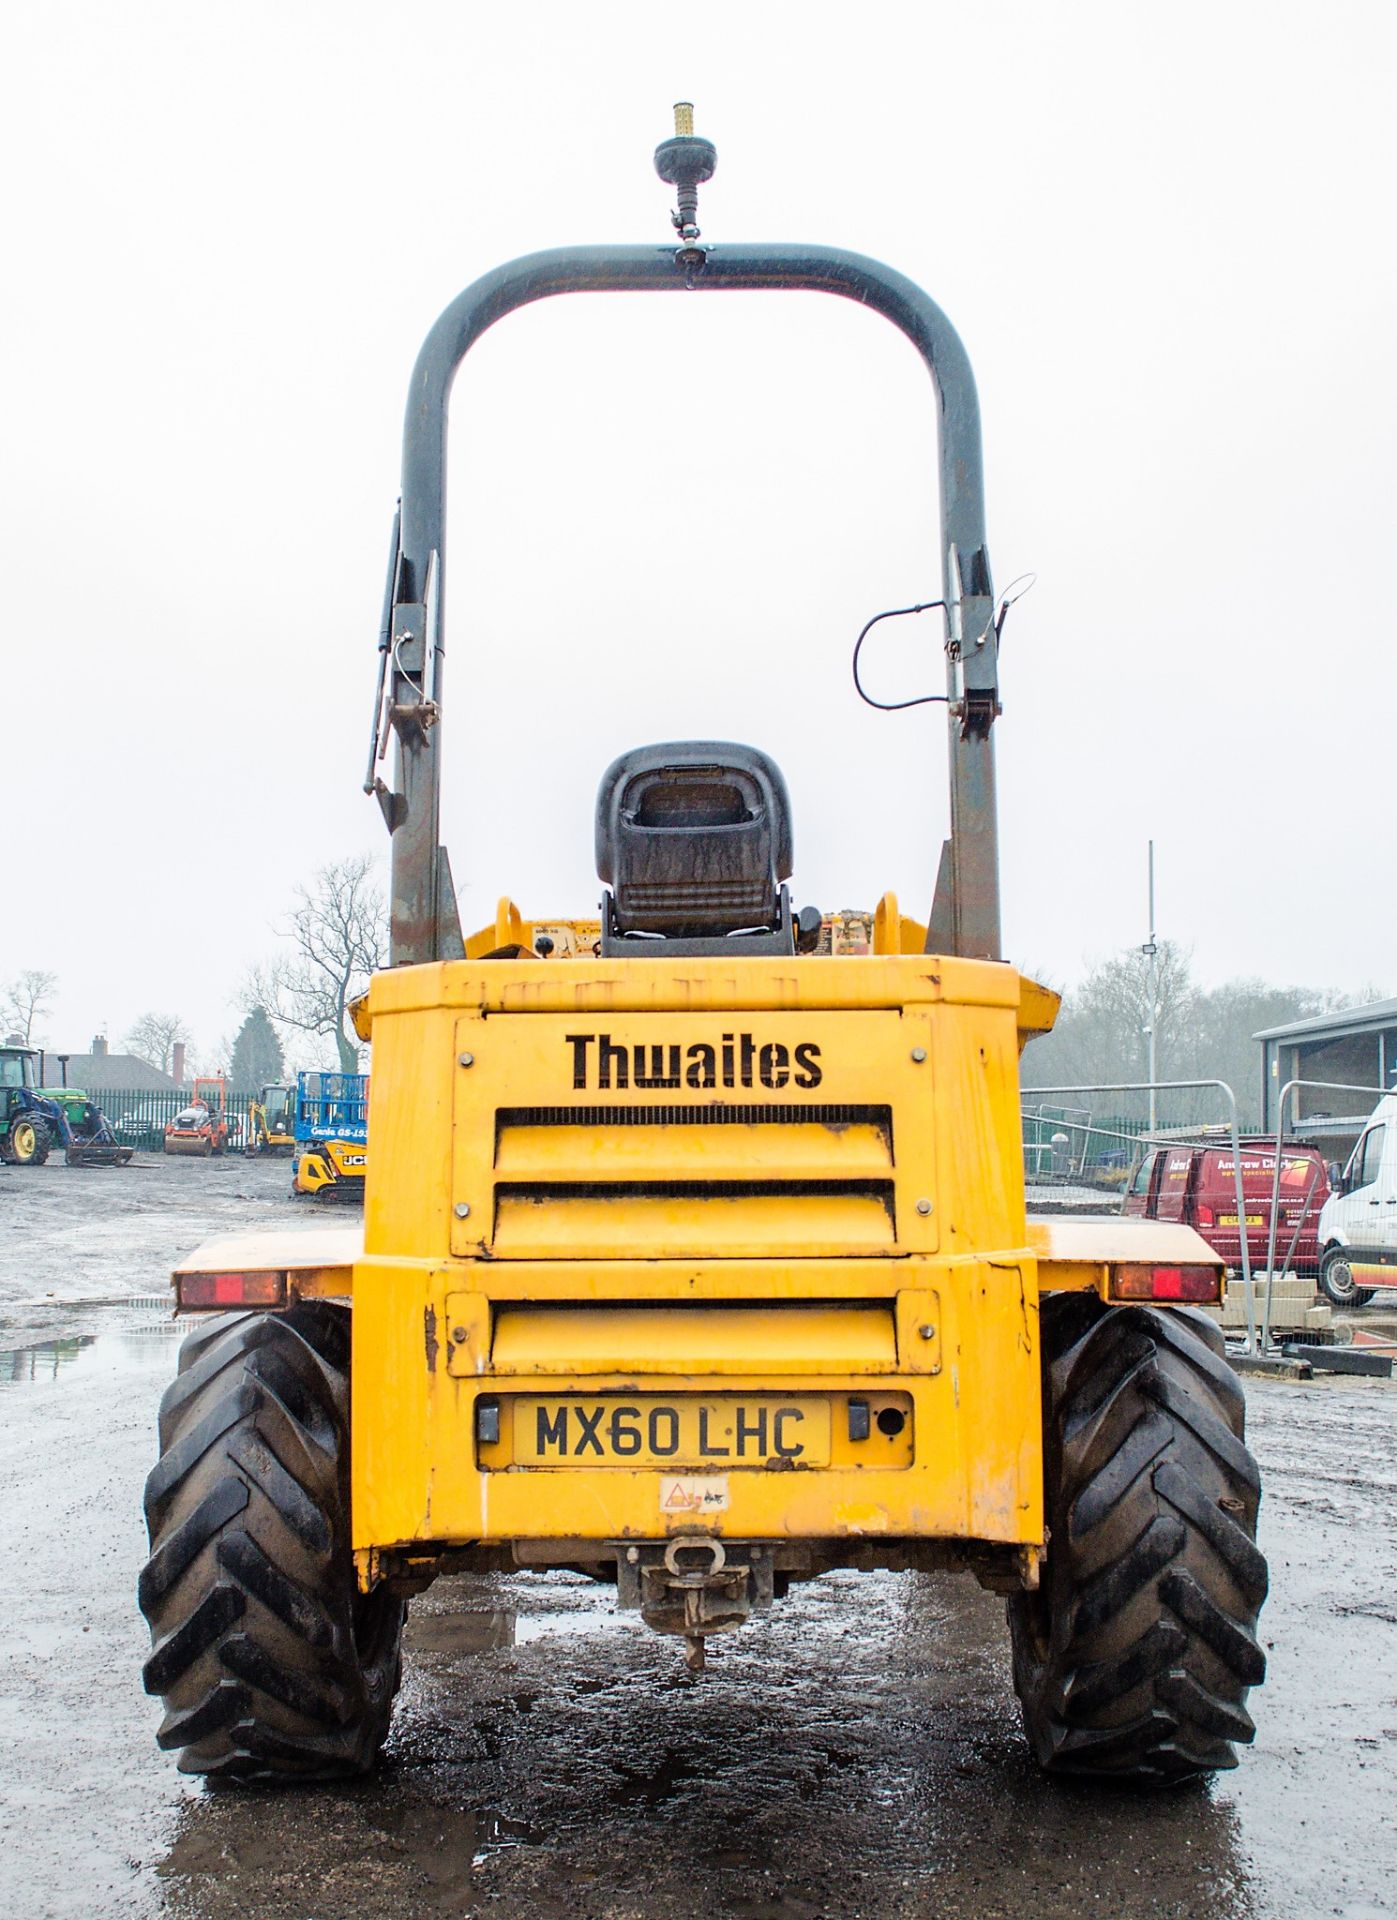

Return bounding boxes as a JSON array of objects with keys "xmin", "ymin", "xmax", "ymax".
[
  {"xmin": 1010, "ymin": 1300, "xmax": 1268, "ymax": 1784},
  {"xmin": 138, "ymin": 1305, "xmax": 403, "ymax": 1782}
]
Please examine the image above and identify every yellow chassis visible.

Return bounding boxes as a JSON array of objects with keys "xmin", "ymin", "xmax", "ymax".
[{"xmin": 173, "ymin": 927, "xmax": 1223, "ymax": 1600}]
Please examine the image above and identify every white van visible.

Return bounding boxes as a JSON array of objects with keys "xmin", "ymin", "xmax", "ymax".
[{"xmin": 1314, "ymin": 1093, "xmax": 1397, "ymax": 1306}]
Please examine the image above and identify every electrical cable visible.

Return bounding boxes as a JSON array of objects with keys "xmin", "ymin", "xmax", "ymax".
[
  {"xmin": 850, "ymin": 573, "xmax": 1037, "ymax": 712},
  {"xmin": 851, "ymin": 600, "xmax": 948, "ymax": 711}
]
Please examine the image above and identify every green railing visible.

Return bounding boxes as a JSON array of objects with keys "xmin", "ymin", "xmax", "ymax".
[
  {"xmin": 1022, "ymin": 1104, "xmax": 1155, "ymax": 1179},
  {"xmin": 43, "ymin": 1086, "xmax": 268, "ymax": 1149}
]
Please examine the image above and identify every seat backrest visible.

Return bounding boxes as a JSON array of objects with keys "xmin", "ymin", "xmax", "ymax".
[{"xmin": 596, "ymin": 741, "xmax": 793, "ymax": 940}]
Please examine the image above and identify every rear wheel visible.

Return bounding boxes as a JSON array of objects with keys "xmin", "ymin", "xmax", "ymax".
[
  {"xmin": 1319, "ymin": 1248, "xmax": 1376, "ymax": 1309},
  {"xmin": 139, "ymin": 1304, "xmax": 405, "ymax": 1781},
  {"xmin": 1009, "ymin": 1300, "xmax": 1267, "ymax": 1784},
  {"xmin": 6, "ymin": 1114, "xmax": 51, "ymax": 1166}
]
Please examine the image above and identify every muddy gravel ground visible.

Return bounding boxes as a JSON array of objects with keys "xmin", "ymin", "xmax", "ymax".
[{"xmin": 1, "ymin": 1157, "xmax": 1395, "ymax": 1920}]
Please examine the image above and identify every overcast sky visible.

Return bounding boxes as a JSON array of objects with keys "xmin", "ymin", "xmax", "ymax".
[{"xmin": 5, "ymin": 1, "xmax": 1395, "ymax": 1067}]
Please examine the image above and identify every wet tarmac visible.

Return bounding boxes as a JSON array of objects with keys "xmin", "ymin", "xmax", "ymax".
[
  {"xmin": 1, "ymin": 1159, "xmax": 1395, "ymax": 1918},
  {"xmin": 0, "ymin": 1153, "xmax": 306, "ymax": 1349}
]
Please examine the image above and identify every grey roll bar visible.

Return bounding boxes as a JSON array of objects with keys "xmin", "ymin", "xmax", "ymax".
[{"xmin": 373, "ymin": 240, "xmax": 1002, "ymax": 967}]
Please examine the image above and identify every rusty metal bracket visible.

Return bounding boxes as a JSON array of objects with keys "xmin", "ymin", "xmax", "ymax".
[
  {"xmin": 372, "ymin": 779, "xmax": 405, "ymax": 833},
  {"xmin": 614, "ymin": 1536, "xmax": 775, "ymax": 1648},
  {"xmin": 956, "ymin": 688, "xmax": 1002, "ymax": 741}
]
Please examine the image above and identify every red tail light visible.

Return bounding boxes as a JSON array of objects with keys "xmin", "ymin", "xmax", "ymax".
[
  {"xmin": 1111, "ymin": 1263, "xmax": 1221, "ymax": 1303},
  {"xmin": 178, "ymin": 1270, "xmax": 287, "ymax": 1309},
  {"xmin": 1195, "ymin": 1205, "xmax": 1215, "ymax": 1228}
]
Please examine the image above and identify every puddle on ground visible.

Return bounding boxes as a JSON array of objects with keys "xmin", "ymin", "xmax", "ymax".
[
  {"xmin": 2, "ymin": 1333, "xmax": 96, "ymax": 1382},
  {"xmin": 406, "ymin": 1608, "xmax": 518, "ymax": 1655},
  {"xmin": 470, "ymin": 1808, "xmax": 546, "ymax": 1866},
  {"xmin": 608, "ymin": 1745, "xmax": 704, "ymax": 1806},
  {"xmin": 515, "ymin": 1600, "xmax": 634, "ymax": 1644},
  {"xmin": 407, "ymin": 1598, "xmax": 637, "ymax": 1656},
  {"xmin": 0, "ymin": 1297, "xmax": 182, "ymax": 1379}
]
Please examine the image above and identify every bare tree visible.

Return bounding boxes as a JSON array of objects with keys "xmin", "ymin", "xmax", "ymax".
[
  {"xmin": 1021, "ymin": 952, "xmax": 1389, "ymax": 1129},
  {"xmin": 1074, "ymin": 940, "xmax": 1199, "ymax": 1085},
  {"xmin": 252, "ymin": 856, "xmax": 387, "ymax": 1073},
  {"xmin": 126, "ymin": 1012, "xmax": 191, "ymax": 1075},
  {"xmin": 2, "ymin": 970, "xmax": 58, "ymax": 1045},
  {"xmin": 1022, "ymin": 941, "xmax": 1200, "ymax": 1117}
]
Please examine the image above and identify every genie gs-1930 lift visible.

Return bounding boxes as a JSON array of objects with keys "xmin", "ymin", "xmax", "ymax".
[
  {"xmin": 139, "ymin": 110, "xmax": 1267, "ymax": 1787},
  {"xmin": 290, "ymin": 1071, "xmax": 369, "ymax": 1198}
]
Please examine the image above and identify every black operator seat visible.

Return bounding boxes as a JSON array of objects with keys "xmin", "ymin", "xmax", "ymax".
[{"xmin": 596, "ymin": 742, "xmax": 818, "ymax": 957}]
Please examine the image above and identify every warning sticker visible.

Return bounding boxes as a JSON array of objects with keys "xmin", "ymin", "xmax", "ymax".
[{"xmin": 660, "ymin": 1475, "xmax": 730, "ymax": 1515}]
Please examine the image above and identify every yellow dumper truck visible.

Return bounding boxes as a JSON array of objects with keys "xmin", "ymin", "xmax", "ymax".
[{"xmin": 139, "ymin": 112, "xmax": 1266, "ymax": 1787}]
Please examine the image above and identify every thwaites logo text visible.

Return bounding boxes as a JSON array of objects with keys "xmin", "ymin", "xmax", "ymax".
[{"xmin": 566, "ymin": 1032, "xmax": 823, "ymax": 1092}]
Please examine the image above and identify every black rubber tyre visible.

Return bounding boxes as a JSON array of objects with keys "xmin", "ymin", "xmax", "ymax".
[
  {"xmin": 1009, "ymin": 1300, "xmax": 1268, "ymax": 1785},
  {"xmin": 1318, "ymin": 1247, "xmax": 1376, "ymax": 1309},
  {"xmin": 6, "ymin": 1113, "xmax": 51, "ymax": 1166},
  {"xmin": 138, "ymin": 1305, "xmax": 405, "ymax": 1781}
]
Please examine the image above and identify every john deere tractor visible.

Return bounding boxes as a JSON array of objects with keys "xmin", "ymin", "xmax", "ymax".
[
  {"xmin": 1, "ymin": 1049, "xmax": 137, "ymax": 1167},
  {"xmin": 0, "ymin": 1046, "xmax": 55, "ymax": 1165},
  {"xmin": 139, "ymin": 111, "xmax": 1267, "ymax": 1787}
]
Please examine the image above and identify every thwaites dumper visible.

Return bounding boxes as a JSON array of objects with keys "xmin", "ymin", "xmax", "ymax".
[{"xmin": 139, "ymin": 112, "xmax": 1268, "ymax": 1787}]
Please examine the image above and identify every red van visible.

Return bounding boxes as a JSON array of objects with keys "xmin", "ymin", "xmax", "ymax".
[{"xmin": 1123, "ymin": 1139, "xmax": 1331, "ymax": 1275}]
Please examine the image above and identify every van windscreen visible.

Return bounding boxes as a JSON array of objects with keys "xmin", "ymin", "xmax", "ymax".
[{"xmin": 1129, "ymin": 1152, "xmax": 1157, "ymax": 1196}]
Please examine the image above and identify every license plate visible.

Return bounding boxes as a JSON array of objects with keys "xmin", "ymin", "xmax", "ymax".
[
  {"xmin": 505, "ymin": 1395, "xmax": 832, "ymax": 1468},
  {"xmin": 1218, "ymin": 1214, "xmax": 1263, "ymax": 1227}
]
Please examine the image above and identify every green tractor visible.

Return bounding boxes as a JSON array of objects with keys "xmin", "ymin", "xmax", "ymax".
[
  {"xmin": 1, "ymin": 1046, "xmax": 59, "ymax": 1165},
  {"xmin": 38, "ymin": 1084, "xmax": 135, "ymax": 1167},
  {"xmin": 0, "ymin": 1045, "xmax": 134, "ymax": 1167}
]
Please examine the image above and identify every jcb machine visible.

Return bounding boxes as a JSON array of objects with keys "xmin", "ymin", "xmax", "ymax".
[
  {"xmin": 247, "ymin": 1082, "xmax": 296, "ymax": 1155},
  {"xmin": 140, "ymin": 113, "xmax": 1267, "ymax": 1787},
  {"xmin": 290, "ymin": 1070, "xmax": 369, "ymax": 1198}
]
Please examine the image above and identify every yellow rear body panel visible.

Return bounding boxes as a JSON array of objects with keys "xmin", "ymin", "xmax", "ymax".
[{"xmin": 348, "ymin": 952, "xmax": 1054, "ymax": 1560}]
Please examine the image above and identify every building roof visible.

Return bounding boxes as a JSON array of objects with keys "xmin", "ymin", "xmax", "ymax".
[
  {"xmin": 45, "ymin": 1052, "xmax": 179, "ymax": 1091},
  {"xmin": 1253, "ymin": 996, "xmax": 1397, "ymax": 1044}
]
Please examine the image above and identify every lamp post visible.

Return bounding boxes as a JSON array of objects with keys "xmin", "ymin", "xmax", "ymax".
[{"xmin": 1141, "ymin": 841, "xmax": 1159, "ymax": 1134}]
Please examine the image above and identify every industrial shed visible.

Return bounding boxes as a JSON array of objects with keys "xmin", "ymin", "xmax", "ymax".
[{"xmin": 1256, "ymin": 998, "xmax": 1397, "ymax": 1147}]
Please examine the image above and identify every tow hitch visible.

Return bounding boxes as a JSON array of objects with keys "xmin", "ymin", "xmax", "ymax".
[{"xmin": 615, "ymin": 1537, "xmax": 775, "ymax": 1672}]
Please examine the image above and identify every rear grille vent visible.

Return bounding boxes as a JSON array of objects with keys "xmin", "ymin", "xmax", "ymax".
[
  {"xmin": 497, "ymin": 1102, "xmax": 891, "ymax": 1136},
  {"xmin": 483, "ymin": 1103, "xmax": 900, "ymax": 1258},
  {"xmin": 500, "ymin": 1179, "xmax": 894, "ymax": 1206}
]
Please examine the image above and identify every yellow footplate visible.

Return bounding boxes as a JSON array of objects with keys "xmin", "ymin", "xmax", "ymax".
[{"xmin": 479, "ymin": 1392, "xmax": 915, "ymax": 1470}]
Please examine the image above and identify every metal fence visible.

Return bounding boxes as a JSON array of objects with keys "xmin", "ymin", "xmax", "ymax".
[
  {"xmin": 1021, "ymin": 1104, "xmax": 1155, "ymax": 1183},
  {"xmin": 62, "ymin": 1087, "xmax": 269, "ymax": 1150}
]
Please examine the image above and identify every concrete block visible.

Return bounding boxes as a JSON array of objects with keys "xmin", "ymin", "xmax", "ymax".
[
  {"xmin": 1229, "ymin": 1352, "xmax": 1313, "ymax": 1381},
  {"xmin": 1205, "ymin": 1276, "xmax": 1322, "ymax": 1338}
]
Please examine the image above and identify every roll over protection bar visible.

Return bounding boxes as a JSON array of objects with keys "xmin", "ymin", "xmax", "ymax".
[{"xmin": 376, "ymin": 227, "xmax": 1002, "ymax": 967}]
